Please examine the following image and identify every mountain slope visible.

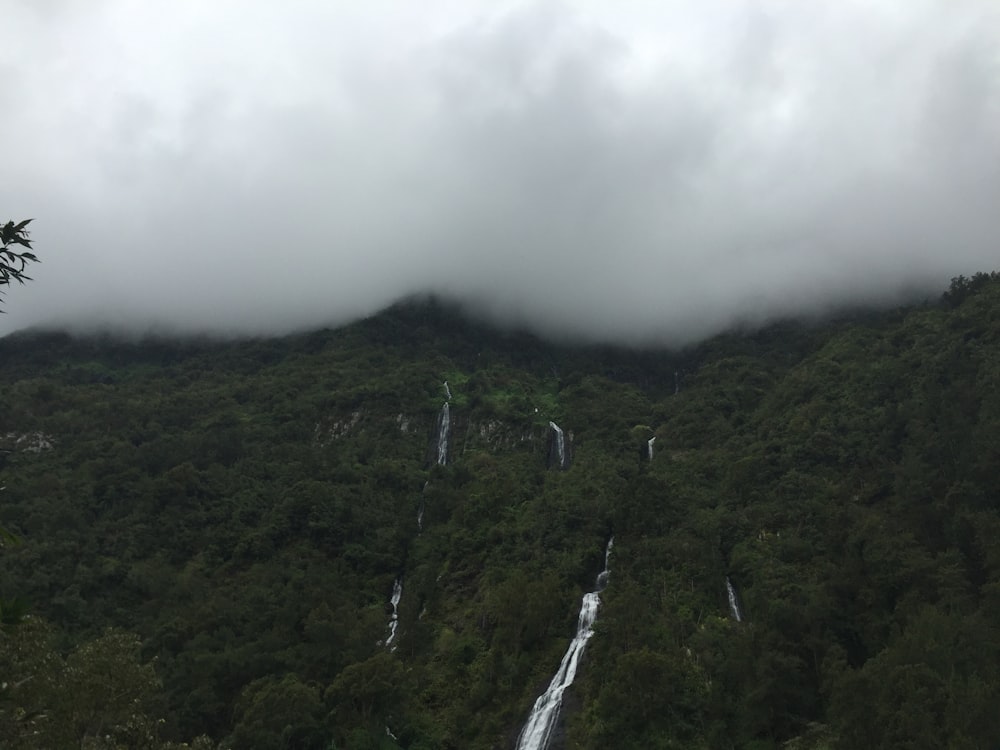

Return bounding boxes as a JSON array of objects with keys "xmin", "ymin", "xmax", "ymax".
[{"xmin": 1, "ymin": 280, "xmax": 999, "ymax": 749}]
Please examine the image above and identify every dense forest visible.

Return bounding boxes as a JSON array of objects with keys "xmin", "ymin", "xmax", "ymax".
[{"xmin": 2, "ymin": 273, "xmax": 1000, "ymax": 749}]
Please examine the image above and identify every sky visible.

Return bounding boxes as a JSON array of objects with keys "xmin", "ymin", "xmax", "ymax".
[{"xmin": 1, "ymin": 0, "xmax": 998, "ymax": 345}]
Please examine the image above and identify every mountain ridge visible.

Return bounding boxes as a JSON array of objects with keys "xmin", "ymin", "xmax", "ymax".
[{"xmin": 1, "ymin": 275, "xmax": 999, "ymax": 749}]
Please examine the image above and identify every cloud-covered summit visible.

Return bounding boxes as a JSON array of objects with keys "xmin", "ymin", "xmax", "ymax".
[{"xmin": 2, "ymin": 1, "xmax": 998, "ymax": 344}]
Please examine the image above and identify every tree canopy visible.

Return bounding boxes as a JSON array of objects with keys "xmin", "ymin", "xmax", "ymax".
[{"xmin": 2, "ymin": 276, "xmax": 1000, "ymax": 747}]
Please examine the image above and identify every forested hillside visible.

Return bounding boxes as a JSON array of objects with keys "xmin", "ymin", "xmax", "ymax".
[{"xmin": 2, "ymin": 276, "xmax": 1000, "ymax": 749}]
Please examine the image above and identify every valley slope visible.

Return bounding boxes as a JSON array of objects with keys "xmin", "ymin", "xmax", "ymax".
[{"xmin": 2, "ymin": 278, "xmax": 1000, "ymax": 749}]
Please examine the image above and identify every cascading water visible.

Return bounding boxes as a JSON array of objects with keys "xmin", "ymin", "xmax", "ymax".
[
  {"xmin": 385, "ymin": 578, "xmax": 403, "ymax": 650},
  {"xmin": 443, "ymin": 381, "xmax": 452, "ymax": 400},
  {"xmin": 515, "ymin": 538, "xmax": 614, "ymax": 750},
  {"xmin": 647, "ymin": 436, "xmax": 656, "ymax": 461},
  {"xmin": 726, "ymin": 577, "xmax": 743, "ymax": 623},
  {"xmin": 418, "ymin": 481, "xmax": 429, "ymax": 531},
  {"xmin": 549, "ymin": 421, "xmax": 566, "ymax": 470},
  {"xmin": 436, "ymin": 402, "xmax": 451, "ymax": 466}
]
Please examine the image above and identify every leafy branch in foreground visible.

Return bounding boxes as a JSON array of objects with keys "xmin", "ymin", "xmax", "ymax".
[{"xmin": 1, "ymin": 220, "xmax": 39, "ymax": 310}]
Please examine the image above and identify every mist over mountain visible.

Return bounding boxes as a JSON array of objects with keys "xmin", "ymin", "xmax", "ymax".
[{"xmin": 2, "ymin": 0, "xmax": 998, "ymax": 344}]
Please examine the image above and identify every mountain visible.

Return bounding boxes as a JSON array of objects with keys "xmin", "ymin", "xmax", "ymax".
[{"xmin": 2, "ymin": 277, "xmax": 1000, "ymax": 749}]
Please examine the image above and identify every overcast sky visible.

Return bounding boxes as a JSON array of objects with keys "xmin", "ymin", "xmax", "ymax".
[{"xmin": 2, "ymin": 0, "xmax": 998, "ymax": 344}]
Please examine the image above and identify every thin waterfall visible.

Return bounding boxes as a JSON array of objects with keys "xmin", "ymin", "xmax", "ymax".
[
  {"xmin": 385, "ymin": 578, "xmax": 403, "ymax": 650},
  {"xmin": 647, "ymin": 436, "xmax": 656, "ymax": 461},
  {"xmin": 515, "ymin": 538, "xmax": 614, "ymax": 750},
  {"xmin": 726, "ymin": 577, "xmax": 743, "ymax": 623},
  {"xmin": 674, "ymin": 371, "xmax": 679, "ymax": 394},
  {"xmin": 436, "ymin": 402, "xmax": 450, "ymax": 466},
  {"xmin": 418, "ymin": 482, "xmax": 428, "ymax": 531},
  {"xmin": 443, "ymin": 381, "xmax": 452, "ymax": 400},
  {"xmin": 549, "ymin": 421, "xmax": 566, "ymax": 470}
]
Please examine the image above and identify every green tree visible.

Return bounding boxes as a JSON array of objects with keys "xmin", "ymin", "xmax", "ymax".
[
  {"xmin": 229, "ymin": 674, "xmax": 327, "ymax": 750},
  {"xmin": 0, "ymin": 619, "xmax": 214, "ymax": 749},
  {"xmin": 0, "ymin": 219, "xmax": 38, "ymax": 310}
]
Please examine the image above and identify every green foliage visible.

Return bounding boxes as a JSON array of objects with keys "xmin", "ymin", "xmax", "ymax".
[
  {"xmin": 229, "ymin": 674, "xmax": 327, "ymax": 749},
  {"xmin": 1, "ymin": 279, "xmax": 1000, "ymax": 747},
  {"xmin": 941, "ymin": 271, "xmax": 1000, "ymax": 308},
  {"xmin": 0, "ymin": 618, "xmax": 214, "ymax": 749},
  {"xmin": 0, "ymin": 219, "xmax": 38, "ymax": 310}
]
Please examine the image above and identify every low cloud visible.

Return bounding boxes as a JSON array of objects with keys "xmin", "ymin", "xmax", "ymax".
[{"xmin": 2, "ymin": 0, "xmax": 998, "ymax": 344}]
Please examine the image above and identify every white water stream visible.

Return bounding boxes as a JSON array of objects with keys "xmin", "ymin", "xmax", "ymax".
[
  {"xmin": 385, "ymin": 578, "xmax": 403, "ymax": 650},
  {"xmin": 515, "ymin": 538, "xmax": 613, "ymax": 750},
  {"xmin": 549, "ymin": 422, "xmax": 566, "ymax": 470},
  {"xmin": 726, "ymin": 577, "xmax": 743, "ymax": 622},
  {"xmin": 436, "ymin": 402, "xmax": 450, "ymax": 466}
]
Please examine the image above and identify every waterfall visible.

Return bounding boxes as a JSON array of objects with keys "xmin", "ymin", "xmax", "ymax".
[
  {"xmin": 549, "ymin": 421, "xmax": 566, "ymax": 470},
  {"xmin": 647, "ymin": 436, "xmax": 656, "ymax": 461},
  {"xmin": 515, "ymin": 537, "xmax": 613, "ymax": 750},
  {"xmin": 436, "ymin": 402, "xmax": 450, "ymax": 466},
  {"xmin": 596, "ymin": 537, "xmax": 613, "ymax": 590},
  {"xmin": 385, "ymin": 578, "xmax": 403, "ymax": 650},
  {"xmin": 418, "ymin": 482, "xmax": 428, "ymax": 531},
  {"xmin": 726, "ymin": 577, "xmax": 743, "ymax": 623},
  {"xmin": 443, "ymin": 381, "xmax": 452, "ymax": 400},
  {"xmin": 674, "ymin": 371, "xmax": 679, "ymax": 394}
]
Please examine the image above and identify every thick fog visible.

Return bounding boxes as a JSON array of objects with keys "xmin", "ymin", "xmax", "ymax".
[{"xmin": 2, "ymin": 1, "xmax": 998, "ymax": 344}]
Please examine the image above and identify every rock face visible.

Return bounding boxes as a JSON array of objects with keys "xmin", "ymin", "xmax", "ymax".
[
  {"xmin": 471, "ymin": 419, "xmax": 535, "ymax": 451},
  {"xmin": 425, "ymin": 412, "xmax": 549, "ymax": 465},
  {"xmin": 314, "ymin": 411, "xmax": 363, "ymax": 444},
  {"xmin": 2, "ymin": 432, "xmax": 55, "ymax": 453}
]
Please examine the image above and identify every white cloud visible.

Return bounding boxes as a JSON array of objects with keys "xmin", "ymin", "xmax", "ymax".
[{"xmin": 2, "ymin": 0, "xmax": 998, "ymax": 343}]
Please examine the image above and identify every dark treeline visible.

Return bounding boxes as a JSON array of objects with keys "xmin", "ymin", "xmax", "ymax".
[{"xmin": 2, "ymin": 275, "xmax": 1000, "ymax": 749}]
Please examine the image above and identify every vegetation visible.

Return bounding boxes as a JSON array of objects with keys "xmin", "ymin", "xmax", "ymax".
[
  {"xmin": 1, "ymin": 276, "xmax": 1000, "ymax": 748},
  {"xmin": 0, "ymin": 219, "xmax": 38, "ymax": 311}
]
